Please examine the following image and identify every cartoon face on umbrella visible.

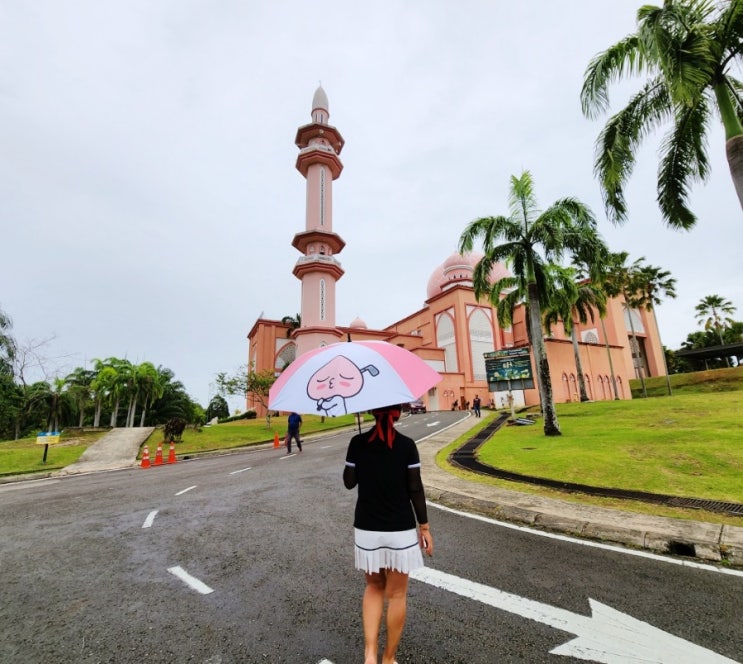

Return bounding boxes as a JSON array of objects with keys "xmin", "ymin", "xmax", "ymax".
[{"xmin": 307, "ymin": 355, "xmax": 380, "ymax": 416}]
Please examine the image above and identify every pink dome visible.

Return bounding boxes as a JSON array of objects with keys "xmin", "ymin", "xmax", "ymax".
[
  {"xmin": 349, "ymin": 316, "xmax": 368, "ymax": 329},
  {"xmin": 426, "ymin": 252, "xmax": 509, "ymax": 300}
]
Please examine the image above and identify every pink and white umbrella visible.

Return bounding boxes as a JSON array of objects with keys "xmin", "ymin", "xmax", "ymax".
[{"xmin": 268, "ymin": 340, "xmax": 442, "ymax": 416}]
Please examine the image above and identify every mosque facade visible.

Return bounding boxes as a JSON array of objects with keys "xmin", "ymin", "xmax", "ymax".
[{"xmin": 246, "ymin": 87, "xmax": 666, "ymax": 415}]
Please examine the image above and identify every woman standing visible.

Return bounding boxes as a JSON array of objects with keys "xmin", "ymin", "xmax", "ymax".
[{"xmin": 343, "ymin": 405, "xmax": 434, "ymax": 664}]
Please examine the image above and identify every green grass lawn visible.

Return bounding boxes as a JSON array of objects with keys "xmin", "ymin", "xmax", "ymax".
[
  {"xmin": 0, "ymin": 429, "xmax": 109, "ymax": 477},
  {"xmin": 476, "ymin": 392, "xmax": 743, "ymax": 502},
  {"xmin": 143, "ymin": 413, "xmax": 372, "ymax": 456}
]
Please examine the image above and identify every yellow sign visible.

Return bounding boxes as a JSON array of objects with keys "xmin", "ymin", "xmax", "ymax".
[{"xmin": 36, "ymin": 432, "xmax": 61, "ymax": 445}]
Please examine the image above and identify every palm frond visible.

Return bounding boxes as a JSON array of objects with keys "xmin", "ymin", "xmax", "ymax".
[
  {"xmin": 595, "ymin": 78, "xmax": 672, "ymax": 223},
  {"xmin": 657, "ymin": 95, "xmax": 711, "ymax": 229},
  {"xmin": 581, "ymin": 35, "xmax": 645, "ymax": 119}
]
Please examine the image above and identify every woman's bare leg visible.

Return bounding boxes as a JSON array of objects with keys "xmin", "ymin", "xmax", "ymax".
[
  {"xmin": 363, "ymin": 571, "xmax": 386, "ymax": 664},
  {"xmin": 381, "ymin": 570, "xmax": 409, "ymax": 664}
]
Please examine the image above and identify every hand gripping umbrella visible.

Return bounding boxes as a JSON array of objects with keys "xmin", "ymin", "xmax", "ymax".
[{"xmin": 268, "ymin": 340, "xmax": 442, "ymax": 417}]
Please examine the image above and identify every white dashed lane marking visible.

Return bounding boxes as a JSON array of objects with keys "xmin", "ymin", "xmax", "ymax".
[
  {"xmin": 175, "ymin": 485, "xmax": 197, "ymax": 496},
  {"xmin": 167, "ymin": 566, "xmax": 214, "ymax": 595},
  {"xmin": 141, "ymin": 510, "xmax": 158, "ymax": 528}
]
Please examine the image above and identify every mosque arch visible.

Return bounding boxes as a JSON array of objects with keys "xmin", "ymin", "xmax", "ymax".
[
  {"xmin": 562, "ymin": 373, "xmax": 571, "ymax": 402},
  {"xmin": 468, "ymin": 308, "xmax": 493, "ymax": 381},
  {"xmin": 436, "ymin": 312, "xmax": 457, "ymax": 372},
  {"xmin": 568, "ymin": 374, "xmax": 578, "ymax": 402},
  {"xmin": 275, "ymin": 342, "xmax": 296, "ymax": 371}
]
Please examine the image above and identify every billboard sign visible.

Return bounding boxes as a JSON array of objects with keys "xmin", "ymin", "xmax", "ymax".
[{"xmin": 484, "ymin": 348, "xmax": 534, "ymax": 391}]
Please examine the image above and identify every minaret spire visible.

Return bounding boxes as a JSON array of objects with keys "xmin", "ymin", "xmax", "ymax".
[{"xmin": 291, "ymin": 87, "xmax": 346, "ymax": 355}]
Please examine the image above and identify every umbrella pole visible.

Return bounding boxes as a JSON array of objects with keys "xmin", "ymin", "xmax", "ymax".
[{"xmin": 356, "ymin": 412, "xmax": 362, "ymax": 434}]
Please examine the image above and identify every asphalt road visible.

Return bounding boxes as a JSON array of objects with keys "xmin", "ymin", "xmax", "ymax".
[{"xmin": 1, "ymin": 417, "xmax": 742, "ymax": 663}]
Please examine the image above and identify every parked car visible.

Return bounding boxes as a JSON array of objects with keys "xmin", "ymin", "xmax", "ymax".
[{"xmin": 409, "ymin": 400, "xmax": 426, "ymax": 414}]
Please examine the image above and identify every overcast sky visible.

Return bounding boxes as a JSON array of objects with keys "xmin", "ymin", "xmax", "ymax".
[{"xmin": 2, "ymin": 1, "xmax": 740, "ymax": 411}]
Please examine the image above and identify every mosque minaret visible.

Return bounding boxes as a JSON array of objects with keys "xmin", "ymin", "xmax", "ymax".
[{"xmin": 291, "ymin": 85, "xmax": 346, "ymax": 356}]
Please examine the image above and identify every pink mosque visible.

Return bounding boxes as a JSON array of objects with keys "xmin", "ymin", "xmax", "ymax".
[{"xmin": 246, "ymin": 87, "xmax": 667, "ymax": 415}]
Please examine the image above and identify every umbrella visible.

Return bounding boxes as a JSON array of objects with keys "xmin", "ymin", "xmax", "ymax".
[{"xmin": 268, "ymin": 340, "xmax": 442, "ymax": 417}]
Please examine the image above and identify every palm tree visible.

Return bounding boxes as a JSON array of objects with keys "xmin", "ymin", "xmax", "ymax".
[
  {"xmin": 64, "ymin": 367, "xmax": 95, "ymax": 427},
  {"xmin": 137, "ymin": 363, "xmax": 166, "ymax": 426},
  {"xmin": 581, "ymin": 0, "xmax": 743, "ymax": 228},
  {"xmin": 601, "ymin": 252, "xmax": 650, "ymax": 397},
  {"xmin": 0, "ymin": 305, "xmax": 16, "ymax": 376},
  {"xmin": 634, "ymin": 263, "xmax": 678, "ymax": 394},
  {"xmin": 281, "ymin": 313, "xmax": 301, "ymax": 338},
  {"xmin": 695, "ymin": 294, "xmax": 737, "ymax": 365},
  {"xmin": 458, "ymin": 170, "xmax": 609, "ymax": 436},
  {"xmin": 543, "ymin": 266, "xmax": 607, "ymax": 402}
]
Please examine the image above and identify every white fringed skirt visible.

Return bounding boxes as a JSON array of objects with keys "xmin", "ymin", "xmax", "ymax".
[{"xmin": 354, "ymin": 528, "xmax": 424, "ymax": 574}]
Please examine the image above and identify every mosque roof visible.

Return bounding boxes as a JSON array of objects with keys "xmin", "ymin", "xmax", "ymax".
[
  {"xmin": 312, "ymin": 85, "xmax": 329, "ymax": 112},
  {"xmin": 426, "ymin": 251, "xmax": 510, "ymax": 300},
  {"xmin": 349, "ymin": 316, "xmax": 368, "ymax": 329}
]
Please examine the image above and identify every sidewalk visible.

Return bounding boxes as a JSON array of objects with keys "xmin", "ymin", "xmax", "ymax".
[{"xmin": 417, "ymin": 417, "xmax": 743, "ymax": 567}]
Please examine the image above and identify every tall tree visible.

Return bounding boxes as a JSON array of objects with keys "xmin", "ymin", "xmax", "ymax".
[
  {"xmin": 695, "ymin": 293, "xmax": 737, "ymax": 365},
  {"xmin": 0, "ymin": 305, "xmax": 16, "ymax": 376},
  {"xmin": 633, "ymin": 263, "xmax": 678, "ymax": 394},
  {"xmin": 65, "ymin": 367, "xmax": 95, "ymax": 427},
  {"xmin": 458, "ymin": 170, "xmax": 608, "ymax": 436},
  {"xmin": 601, "ymin": 252, "xmax": 650, "ymax": 397},
  {"xmin": 581, "ymin": 0, "xmax": 743, "ymax": 228},
  {"xmin": 543, "ymin": 266, "xmax": 607, "ymax": 402},
  {"xmin": 695, "ymin": 293, "xmax": 737, "ymax": 343},
  {"xmin": 135, "ymin": 362, "xmax": 164, "ymax": 426}
]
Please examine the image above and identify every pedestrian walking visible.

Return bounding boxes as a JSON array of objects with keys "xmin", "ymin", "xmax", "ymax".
[
  {"xmin": 285, "ymin": 411, "xmax": 303, "ymax": 454},
  {"xmin": 472, "ymin": 394, "xmax": 481, "ymax": 417},
  {"xmin": 343, "ymin": 404, "xmax": 433, "ymax": 664}
]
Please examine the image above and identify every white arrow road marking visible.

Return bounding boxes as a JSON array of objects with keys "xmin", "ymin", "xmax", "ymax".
[
  {"xmin": 229, "ymin": 466, "xmax": 252, "ymax": 475},
  {"xmin": 426, "ymin": 421, "xmax": 441, "ymax": 427},
  {"xmin": 167, "ymin": 566, "xmax": 214, "ymax": 595},
  {"xmin": 175, "ymin": 485, "xmax": 197, "ymax": 496},
  {"xmin": 141, "ymin": 510, "xmax": 158, "ymax": 528},
  {"xmin": 411, "ymin": 567, "xmax": 737, "ymax": 663},
  {"xmin": 317, "ymin": 660, "xmax": 334, "ymax": 664}
]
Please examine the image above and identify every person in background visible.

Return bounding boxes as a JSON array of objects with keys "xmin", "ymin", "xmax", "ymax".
[
  {"xmin": 343, "ymin": 404, "xmax": 433, "ymax": 664},
  {"xmin": 472, "ymin": 394, "xmax": 481, "ymax": 417},
  {"xmin": 285, "ymin": 411, "xmax": 303, "ymax": 454}
]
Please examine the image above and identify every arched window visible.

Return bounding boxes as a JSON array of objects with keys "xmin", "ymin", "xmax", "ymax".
[
  {"xmin": 436, "ymin": 313, "xmax": 457, "ymax": 372},
  {"xmin": 275, "ymin": 343, "xmax": 296, "ymax": 371},
  {"xmin": 569, "ymin": 374, "xmax": 577, "ymax": 402},
  {"xmin": 584, "ymin": 375, "xmax": 593, "ymax": 401},
  {"xmin": 320, "ymin": 168, "xmax": 326, "ymax": 226},
  {"xmin": 468, "ymin": 308, "xmax": 493, "ymax": 381},
  {"xmin": 562, "ymin": 373, "xmax": 571, "ymax": 402},
  {"xmin": 319, "ymin": 279, "xmax": 326, "ymax": 321}
]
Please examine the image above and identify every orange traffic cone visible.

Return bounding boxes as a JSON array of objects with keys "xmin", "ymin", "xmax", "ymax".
[
  {"xmin": 167, "ymin": 441, "xmax": 177, "ymax": 464},
  {"xmin": 154, "ymin": 441, "xmax": 164, "ymax": 466},
  {"xmin": 273, "ymin": 432, "xmax": 280, "ymax": 449},
  {"xmin": 140, "ymin": 445, "xmax": 151, "ymax": 469}
]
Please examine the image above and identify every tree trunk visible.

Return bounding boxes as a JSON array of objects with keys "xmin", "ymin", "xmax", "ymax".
[
  {"xmin": 110, "ymin": 397, "xmax": 120, "ymax": 427},
  {"xmin": 139, "ymin": 407, "xmax": 146, "ymax": 427},
  {"xmin": 528, "ymin": 284, "xmax": 560, "ymax": 436},
  {"xmin": 93, "ymin": 399, "xmax": 101, "ymax": 428},
  {"xmin": 725, "ymin": 128, "xmax": 743, "ymax": 213},
  {"xmin": 78, "ymin": 406, "xmax": 85, "ymax": 428},
  {"xmin": 624, "ymin": 297, "xmax": 647, "ymax": 398},
  {"xmin": 599, "ymin": 316, "xmax": 620, "ymax": 399},
  {"xmin": 571, "ymin": 327, "xmax": 589, "ymax": 401}
]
